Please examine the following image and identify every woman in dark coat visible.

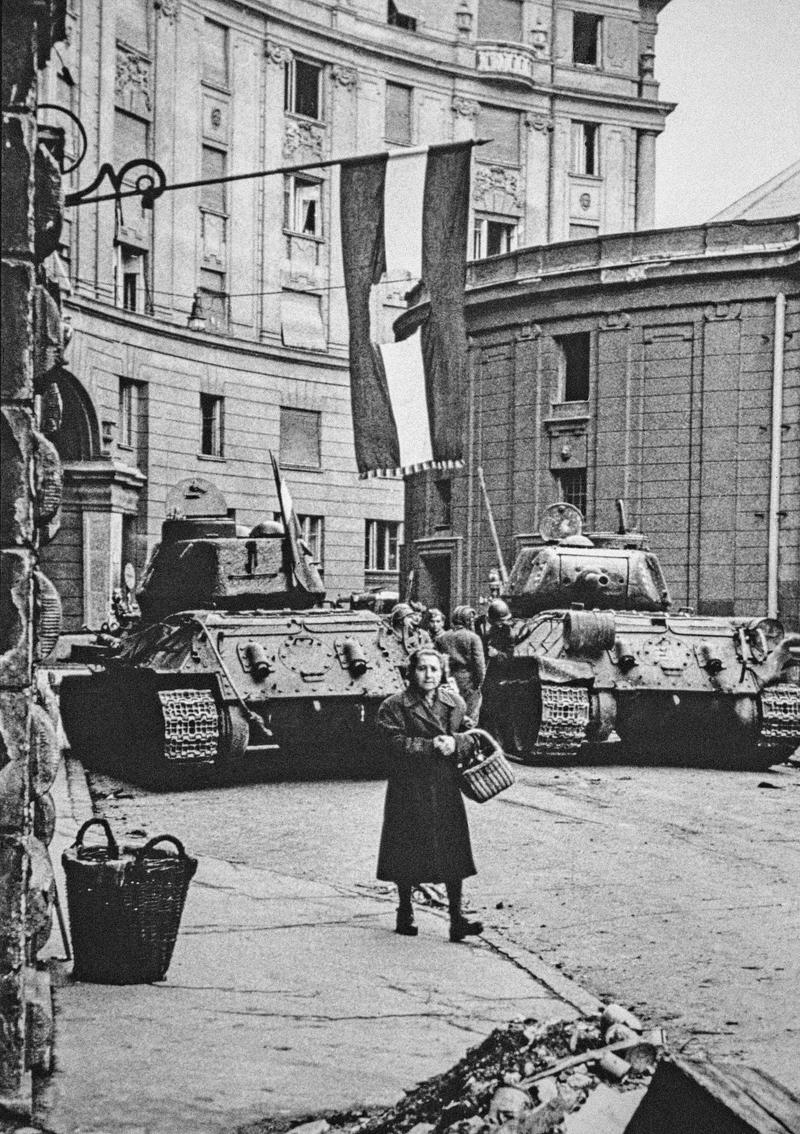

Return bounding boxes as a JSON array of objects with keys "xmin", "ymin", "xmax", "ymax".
[{"xmin": 376, "ymin": 647, "xmax": 483, "ymax": 942}]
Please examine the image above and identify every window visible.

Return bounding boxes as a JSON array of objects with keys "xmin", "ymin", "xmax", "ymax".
[
  {"xmin": 555, "ymin": 469, "xmax": 587, "ymax": 517},
  {"xmin": 556, "ymin": 332, "xmax": 591, "ymax": 402},
  {"xmin": 478, "ymin": 105, "xmax": 521, "ymax": 166},
  {"xmin": 385, "ymin": 82, "xmax": 412, "ymax": 146},
  {"xmin": 202, "ymin": 19, "xmax": 228, "ymax": 87},
  {"xmin": 571, "ymin": 122, "xmax": 599, "ymax": 176},
  {"xmin": 118, "ymin": 379, "xmax": 136, "ymax": 449},
  {"xmin": 473, "ymin": 216, "xmax": 518, "ymax": 259},
  {"xmin": 434, "ymin": 478, "xmax": 451, "ymax": 529},
  {"xmin": 115, "ymin": 245, "xmax": 148, "ymax": 312},
  {"xmin": 198, "ymin": 268, "xmax": 228, "ymax": 334},
  {"xmin": 569, "ymin": 222, "xmax": 599, "ymax": 240},
  {"xmin": 477, "ymin": 0, "xmax": 522, "ymax": 42},
  {"xmin": 365, "ymin": 519, "xmax": 402, "ymax": 573},
  {"xmin": 200, "ymin": 393, "xmax": 224, "ymax": 457},
  {"xmin": 387, "ymin": 1, "xmax": 417, "ymax": 31},
  {"xmin": 279, "ymin": 407, "xmax": 321, "ymax": 469},
  {"xmin": 285, "ymin": 57, "xmax": 322, "ymax": 120},
  {"xmin": 201, "ymin": 145, "xmax": 226, "ymax": 213},
  {"xmin": 275, "ymin": 512, "xmax": 325, "ymax": 567},
  {"xmin": 573, "ymin": 12, "xmax": 602, "ymax": 66},
  {"xmin": 284, "ymin": 175, "xmax": 322, "ymax": 237}
]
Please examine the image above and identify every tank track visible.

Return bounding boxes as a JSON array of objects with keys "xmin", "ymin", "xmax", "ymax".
[
  {"xmin": 759, "ymin": 684, "xmax": 800, "ymax": 753},
  {"xmin": 530, "ymin": 684, "xmax": 591, "ymax": 761},
  {"xmin": 157, "ymin": 687, "xmax": 220, "ymax": 763}
]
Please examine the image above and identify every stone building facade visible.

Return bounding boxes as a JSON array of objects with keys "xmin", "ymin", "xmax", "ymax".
[
  {"xmin": 38, "ymin": 0, "xmax": 673, "ymax": 629},
  {"xmin": 402, "ymin": 216, "xmax": 800, "ymax": 628}
]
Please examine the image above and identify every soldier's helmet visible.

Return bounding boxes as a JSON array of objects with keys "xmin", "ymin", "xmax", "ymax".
[
  {"xmin": 390, "ymin": 602, "xmax": 414, "ymax": 630},
  {"xmin": 487, "ymin": 598, "xmax": 512, "ymax": 625},
  {"xmin": 452, "ymin": 605, "xmax": 477, "ymax": 629}
]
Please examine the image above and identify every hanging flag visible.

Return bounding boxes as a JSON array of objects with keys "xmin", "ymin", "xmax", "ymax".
[
  {"xmin": 340, "ymin": 141, "xmax": 473, "ymax": 477},
  {"xmin": 269, "ymin": 451, "xmax": 320, "ymax": 594}
]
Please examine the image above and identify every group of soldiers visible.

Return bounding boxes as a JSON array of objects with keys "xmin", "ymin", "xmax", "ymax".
[{"xmin": 385, "ymin": 597, "xmax": 521, "ymax": 725}]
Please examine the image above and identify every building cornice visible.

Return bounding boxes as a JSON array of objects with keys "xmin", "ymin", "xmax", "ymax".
[
  {"xmin": 65, "ymin": 296, "xmax": 350, "ymax": 375},
  {"xmin": 394, "ymin": 216, "xmax": 800, "ymax": 337}
]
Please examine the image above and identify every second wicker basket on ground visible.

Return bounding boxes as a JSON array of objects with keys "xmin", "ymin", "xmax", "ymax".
[
  {"xmin": 62, "ymin": 818, "xmax": 197, "ymax": 984},
  {"xmin": 459, "ymin": 728, "xmax": 516, "ymax": 803}
]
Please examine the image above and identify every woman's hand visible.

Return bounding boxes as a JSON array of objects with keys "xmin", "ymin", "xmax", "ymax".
[{"xmin": 433, "ymin": 735, "xmax": 456, "ymax": 757}]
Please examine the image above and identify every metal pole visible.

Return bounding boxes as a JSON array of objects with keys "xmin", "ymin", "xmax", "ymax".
[
  {"xmin": 477, "ymin": 466, "xmax": 509, "ymax": 586},
  {"xmin": 767, "ymin": 292, "xmax": 786, "ymax": 618},
  {"xmin": 68, "ymin": 138, "xmax": 491, "ymax": 207}
]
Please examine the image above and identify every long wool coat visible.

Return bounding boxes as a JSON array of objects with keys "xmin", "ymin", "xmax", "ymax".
[{"xmin": 376, "ymin": 685, "xmax": 477, "ymax": 884}]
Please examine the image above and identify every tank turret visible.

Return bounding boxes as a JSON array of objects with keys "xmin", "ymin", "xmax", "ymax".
[
  {"xmin": 505, "ymin": 503, "xmax": 670, "ymax": 616},
  {"xmin": 136, "ymin": 478, "xmax": 325, "ymax": 623}
]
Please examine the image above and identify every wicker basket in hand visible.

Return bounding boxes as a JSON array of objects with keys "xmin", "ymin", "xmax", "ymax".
[
  {"xmin": 63, "ymin": 818, "xmax": 197, "ymax": 984},
  {"xmin": 459, "ymin": 728, "xmax": 516, "ymax": 803}
]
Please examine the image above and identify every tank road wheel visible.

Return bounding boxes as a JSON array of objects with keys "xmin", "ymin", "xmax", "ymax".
[{"xmin": 214, "ymin": 702, "xmax": 249, "ymax": 783}]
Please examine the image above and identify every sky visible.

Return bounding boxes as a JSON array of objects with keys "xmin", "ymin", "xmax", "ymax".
[{"xmin": 654, "ymin": 0, "xmax": 800, "ymax": 228}]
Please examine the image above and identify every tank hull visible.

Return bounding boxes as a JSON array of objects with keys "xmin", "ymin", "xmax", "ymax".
[
  {"xmin": 59, "ymin": 608, "xmax": 408, "ymax": 785},
  {"xmin": 482, "ymin": 610, "xmax": 800, "ymax": 769}
]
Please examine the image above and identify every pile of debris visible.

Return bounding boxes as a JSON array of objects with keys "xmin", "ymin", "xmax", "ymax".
[{"xmin": 297, "ymin": 1007, "xmax": 664, "ymax": 1134}]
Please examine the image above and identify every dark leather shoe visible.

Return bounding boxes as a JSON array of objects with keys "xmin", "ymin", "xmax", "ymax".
[
  {"xmin": 449, "ymin": 917, "xmax": 483, "ymax": 943},
  {"xmin": 395, "ymin": 912, "xmax": 418, "ymax": 936}
]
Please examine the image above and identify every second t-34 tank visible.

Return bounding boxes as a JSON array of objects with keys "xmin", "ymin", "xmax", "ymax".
[
  {"xmin": 481, "ymin": 503, "xmax": 800, "ymax": 768},
  {"xmin": 59, "ymin": 476, "xmax": 409, "ymax": 784}
]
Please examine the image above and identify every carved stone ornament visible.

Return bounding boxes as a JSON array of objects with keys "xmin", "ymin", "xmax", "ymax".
[
  {"xmin": 704, "ymin": 302, "xmax": 742, "ymax": 322},
  {"xmin": 599, "ymin": 311, "xmax": 631, "ymax": 330},
  {"xmin": 115, "ymin": 44, "xmax": 152, "ymax": 115},
  {"xmin": 266, "ymin": 42, "xmax": 293, "ymax": 66},
  {"xmin": 452, "ymin": 96, "xmax": 480, "ymax": 119},
  {"xmin": 331, "ymin": 64, "xmax": 357, "ymax": 88},
  {"xmin": 154, "ymin": 0, "xmax": 180, "ymax": 23},
  {"xmin": 515, "ymin": 322, "xmax": 542, "ymax": 341},
  {"xmin": 283, "ymin": 119, "xmax": 324, "ymax": 160},
  {"xmin": 529, "ymin": 21, "xmax": 549, "ymax": 55},
  {"xmin": 472, "ymin": 165, "xmax": 523, "ymax": 212},
  {"xmin": 524, "ymin": 112, "xmax": 553, "ymax": 132}
]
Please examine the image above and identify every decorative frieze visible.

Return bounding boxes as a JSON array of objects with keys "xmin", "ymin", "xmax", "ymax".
[
  {"xmin": 266, "ymin": 41, "xmax": 293, "ymax": 67},
  {"xmin": 451, "ymin": 96, "xmax": 479, "ymax": 120},
  {"xmin": 704, "ymin": 302, "xmax": 742, "ymax": 322},
  {"xmin": 525, "ymin": 113, "xmax": 553, "ymax": 133},
  {"xmin": 283, "ymin": 119, "xmax": 324, "ymax": 161},
  {"xmin": 153, "ymin": 0, "xmax": 180, "ymax": 24},
  {"xmin": 473, "ymin": 165, "xmax": 523, "ymax": 214},
  {"xmin": 331, "ymin": 64, "xmax": 358, "ymax": 88},
  {"xmin": 599, "ymin": 311, "xmax": 631, "ymax": 330},
  {"xmin": 115, "ymin": 44, "xmax": 152, "ymax": 116}
]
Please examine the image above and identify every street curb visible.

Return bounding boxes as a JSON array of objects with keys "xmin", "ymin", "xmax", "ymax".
[{"xmin": 479, "ymin": 930, "xmax": 603, "ymax": 1018}]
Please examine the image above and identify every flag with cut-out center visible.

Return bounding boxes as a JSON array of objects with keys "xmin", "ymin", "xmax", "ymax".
[{"xmin": 340, "ymin": 141, "xmax": 472, "ymax": 477}]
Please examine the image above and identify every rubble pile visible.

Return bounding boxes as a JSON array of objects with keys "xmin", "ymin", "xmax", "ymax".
[{"xmin": 325, "ymin": 1008, "xmax": 663, "ymax": 1134}]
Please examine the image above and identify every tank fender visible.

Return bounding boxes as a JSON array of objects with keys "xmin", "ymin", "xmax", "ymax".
[{"xmin": 564, "ymin": 610, "xmax": 616, "ymax": 655}]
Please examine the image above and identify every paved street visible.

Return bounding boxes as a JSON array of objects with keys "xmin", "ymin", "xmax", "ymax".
[{"xmin": 83, "ymin": 752, "xmax": 800, "ymax": 1096}]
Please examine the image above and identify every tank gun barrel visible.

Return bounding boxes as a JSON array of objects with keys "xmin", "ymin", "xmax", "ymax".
[{"xmin": 615, "ymin": 498, "xmax": 629, "ymax": 535}]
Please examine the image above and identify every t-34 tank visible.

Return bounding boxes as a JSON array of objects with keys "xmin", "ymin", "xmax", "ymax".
[
  {"xmin": 481, "ymin": 503, "xmax": 800, "ymax": 768},
  {"xmin": 59, "ymin": 478, "xmax": 409, "ymax": 784}
]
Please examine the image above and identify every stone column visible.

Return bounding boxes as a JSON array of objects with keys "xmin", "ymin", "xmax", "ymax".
[
  {"xmin": 1, "ymin": 0, "xmax": 66, "ymax": 1116},
  {"xmin": 635, "ymin": 130, "xmax": 657, "ymax": 230},
  {"xmin": 523, "ymin": 113, "xmax": 552, "ymax": 245}
]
